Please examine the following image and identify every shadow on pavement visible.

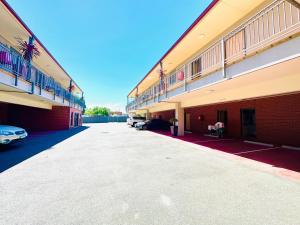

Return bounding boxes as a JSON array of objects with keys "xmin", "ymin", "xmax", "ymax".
[{"xmin": 0, "ymin": 126, "xmax": 89, "ymax": 173}]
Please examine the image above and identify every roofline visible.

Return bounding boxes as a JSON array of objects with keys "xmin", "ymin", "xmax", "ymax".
[
  {"xmin": 1, "ymin": 0, "xmax": 83, "ymax": 93},
  {"xmin": 127, "ymin": 0, "xmax": 220, "ymax": 97}
]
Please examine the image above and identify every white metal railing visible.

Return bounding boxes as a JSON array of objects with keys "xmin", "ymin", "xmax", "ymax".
[
  {"xmin": 127, "ymin": 0, "xmax": 300, "ymax": 112},
  {"xmin": 225, "ymin": 0, "xmax": 300, "ymax": 63},
  {"xmin": 0, "ymin": 41, "xmax": 85, "ymax": 108}
]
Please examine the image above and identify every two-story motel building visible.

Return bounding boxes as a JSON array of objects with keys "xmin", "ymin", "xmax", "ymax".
[
  {"xmin": 0, "ymin": 0, "xmax": 84, "ymax": 130},
  {"xmin": 127, "ymin": 0, "xmax": 300, "ymax": 147}
]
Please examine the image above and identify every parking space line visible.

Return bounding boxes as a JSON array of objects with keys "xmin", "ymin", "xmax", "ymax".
[
  {"xmin": 235, "ymin": 147, "xmax": 281, "ymax": 155},
  {"xmin": 193, "ymin": 139, "xmax": 234, "ymax": 143}
]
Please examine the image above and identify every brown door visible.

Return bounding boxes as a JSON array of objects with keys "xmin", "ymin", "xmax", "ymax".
[
  {"xmin": 185, "ymin": 113, "xmax": 191, "ymax": 131},
  {"xmin": 241, "ymin": 109, "xmax": 256, "ymax": 138},
  {"xmin": 217, "ymin": 110, "xmax": 228, "ymax": 133}
]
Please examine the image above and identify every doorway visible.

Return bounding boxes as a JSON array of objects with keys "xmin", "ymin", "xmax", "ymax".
[
  {"xmin": 74, "ymin": 113, "xmax": 79, "ymax": 127},
  {"xmin": 217, "ymin": 110, "xmax": 228, "ymax": 133},
  {"xmin": 184, "ymin": 113, "xmax": 191, "ymax": 131},
  {"xmin": 241, "ymin": 109, "xmax": 256, "ymax": 138}
]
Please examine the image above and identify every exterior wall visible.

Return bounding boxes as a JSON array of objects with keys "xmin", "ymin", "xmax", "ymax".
[
  {"xmin": 69, "ymin": 107, "xmax": 83, "ymax": 128},
  {"xmin": 0, "ymin": 103, "xmax": 8, "ymax": 124},
  {"xmin": 151, "ymin": 110, "xmax": 175, "ymax": 122},
  {"xmin": 0, "ymin": 103, "xmax": 82, "ymax": 131},
  {"xmin": 185, "ymin": 93, "xmax": 300, "ymax": 146}
]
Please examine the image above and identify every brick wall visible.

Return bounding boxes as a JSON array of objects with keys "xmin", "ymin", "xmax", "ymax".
[
  {"xmin": 1, "ymin": 103, "xmax": 82, "ymax": 131},
  {"xmin": 185, "ymin": 93, "xmax": 300, "ymax": 146},
  {"xmin": 0, "ymin": 103, "xmax": 8, "ymax": 124},
  {"xmin": 151, "ymin": 110, "xmax": 175, "ymax": 122}
]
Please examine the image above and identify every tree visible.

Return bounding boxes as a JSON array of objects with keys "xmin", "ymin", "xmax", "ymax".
[{"xmin": 85, "ymin": 107, "xmax": 111, "ymax": 116}]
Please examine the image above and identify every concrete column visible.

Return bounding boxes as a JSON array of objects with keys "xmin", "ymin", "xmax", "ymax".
[
  {"xmin": 145, "ymin": 109, "xmax": 151, "ymax": 120},
  {"xmin": 175, "ymin": 102, "xmax": 184, "ymax": 136}
]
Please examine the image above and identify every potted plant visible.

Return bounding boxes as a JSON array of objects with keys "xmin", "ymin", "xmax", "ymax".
[
  {"xmin": 16, "ymin": 37, "xmax": 40, "ymax": 80},
  {"xmin": 16, "ymin": 37, "xmax": 40, "ymax": 62},
  {"xmin": 169, "ymin": 117, "xmax": 178, "ymax": 136}
]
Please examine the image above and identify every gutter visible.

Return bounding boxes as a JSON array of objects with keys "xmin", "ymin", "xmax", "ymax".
[
  {"xmin": 127, "ymin": 0, "xmax": 220, "ymax": 97},
  {"xmin": 1, "ymin": 0, "xmax": 83, "ymax": 93}
]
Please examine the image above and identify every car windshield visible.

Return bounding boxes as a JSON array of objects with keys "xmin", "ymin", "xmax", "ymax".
[{"xmin": 133, "ymin": 117, "xmax": 145, "ymax": 120}]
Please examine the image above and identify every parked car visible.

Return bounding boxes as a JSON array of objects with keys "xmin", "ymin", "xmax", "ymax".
[
  {"xmin": 135, "ymin": 119, "xmax": 171, "ymax": 131},
  {"xmin": 127, "ymin": 116, "xmax": 146, "ymax": 127},
  {"xmin": 0, "ymin": 125, "xmax": 28, "ymax": 145}
]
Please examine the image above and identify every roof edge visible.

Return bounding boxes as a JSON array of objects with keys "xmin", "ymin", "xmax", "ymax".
[
  {"xmin": 1, "ymin": 0, "xmax": 83, "ymax": 93},
  {"xmin": 127, "ymin": 0, "xmax": 220, "ymax": 97}
]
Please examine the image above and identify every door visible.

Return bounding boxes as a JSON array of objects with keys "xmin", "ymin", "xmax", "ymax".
[
  {"xmin": 241, "ymin": 109, "xmax": 256, "ymax": 138},
  {"xmin": 70, "ymin": 112, "xmax": 74, "ymax": 127},
  {"xmin": 185, "ymin": 113, "xmax": 191, "ymax": 131},
  {"xmin": 217, "ymin": 110, "xmax": 227, "ymax": 125},
  {"xmin": 74, "ymin": 113, "xmax": 79, "ymax": 127},
  {"xmin": 217, "ymin": 110, "xmax": 228, "ymax": 133}
]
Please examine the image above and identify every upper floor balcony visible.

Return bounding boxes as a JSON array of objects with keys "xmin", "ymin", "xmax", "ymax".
[
  {"xmin": 127, "ymin": 0, "xmax": 300, "ymax": 112},
  {"xmin": 0, "ymin": 41, "xmax": 85, "ymax": 109}
]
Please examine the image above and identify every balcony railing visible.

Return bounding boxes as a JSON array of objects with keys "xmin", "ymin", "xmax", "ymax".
[
  {"xmin": 126, "ymin": 0, "xmax": 300, "ymax": 112},
  {"xmin": 0, "ymin": 42, "xmax": 85, "ymax": 108}
]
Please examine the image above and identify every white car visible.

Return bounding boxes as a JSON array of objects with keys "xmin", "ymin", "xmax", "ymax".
[
  {"xmin": 127, "ymin": 116, "xmax": 146, "ymax": 127},
  {"xmin": 0, "ymin": 125, "xmax": 28, "ymax": 145}
]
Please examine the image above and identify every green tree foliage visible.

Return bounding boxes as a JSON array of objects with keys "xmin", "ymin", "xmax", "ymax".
[{"xmin": 85, "ymin": 107, "xmax": 111, "ymax": 116}]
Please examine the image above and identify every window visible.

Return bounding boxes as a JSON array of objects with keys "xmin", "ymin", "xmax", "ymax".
[
  {"xmin": 168, "ymin": 73, "xmax": 177, "ymax": 86},
  {"xmin": 191, "ymin": 57, "xmax": 202, "ymax": 77}
]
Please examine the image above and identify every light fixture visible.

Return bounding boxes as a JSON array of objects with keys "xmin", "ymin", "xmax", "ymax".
[{"xmin": 198, "ymin": 33, "xmax": 205, "ymax": 39}]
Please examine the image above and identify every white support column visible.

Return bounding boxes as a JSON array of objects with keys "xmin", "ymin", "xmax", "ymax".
[
  {"xmin": 175, "ymin": 102, "xmax": 184, "ymax": 136},
  {"xmin": 184, "ymin": 64, "xmax": 187, "ymax": 92},
  {"xmin": 221, "ymin": 38, "xmax": 226, "ymax": 78},
  {"xmin": 145, "ymin": 109, "xmax": 151, "ymax": 120}
]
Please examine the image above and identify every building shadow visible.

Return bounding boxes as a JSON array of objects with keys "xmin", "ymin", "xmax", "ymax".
[
  {"xmin": 152, "ymin": 130, "xmax": 300, "ymax": 173},
  {"xmin": 0, "ymin": 126, "xmax": 89, "ymax": 173}
]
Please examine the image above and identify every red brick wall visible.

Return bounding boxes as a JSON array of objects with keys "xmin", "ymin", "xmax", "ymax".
[
  {"xmin": 185, "ymin": 93, "xmax": 300, "ymax": 146},
  {"xmin": 0, "ymin": 103, "xmax": 8, "ymax": 124},
  {"xmin": 3, "ymin": 103, "xmax": 82, "ymax": 131},
  {"xmin": 151, "ymin": 110, "xmax": 175, "ymax": 122}
]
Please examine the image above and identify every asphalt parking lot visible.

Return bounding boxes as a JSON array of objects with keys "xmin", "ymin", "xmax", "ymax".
[{"xmin": 0, "ymin": 123, "xmax": 300, "ymax": 225}]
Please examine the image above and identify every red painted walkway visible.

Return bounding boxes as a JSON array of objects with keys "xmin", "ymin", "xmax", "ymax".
[{"xmin": 152, "ymin": 131, "xmax": 300, "ymax": 174}]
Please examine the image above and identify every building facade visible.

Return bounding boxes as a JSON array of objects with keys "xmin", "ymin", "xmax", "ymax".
[
  {"xmin": 0, "ymin": 0, "xmax": 84, "ymax": 130},
  {"xmin": 126, "ymin": 0, "xmax": 300, "ymax": 147}
]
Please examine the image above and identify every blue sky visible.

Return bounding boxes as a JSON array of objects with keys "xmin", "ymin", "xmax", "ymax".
[{"xmin": 7, "ymin": 0, "xmax": 212, "ymax": 111}]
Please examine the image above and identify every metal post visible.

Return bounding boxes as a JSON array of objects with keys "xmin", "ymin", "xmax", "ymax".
[
  {"xmin": 39, "ymin": 74, "xmax": 42, "ymax": 95},
  {"xmin": 221, "ymin": 38, "xmax": 226, "ymax": 78},
  {"xmin": 14, "ymin": 56, "xmax": 19, "ymax": 86},
  {"xmin": 27, "ymin": 36, "xmax": 34, "ymax": 83},
  {"xmin": 243, "ymin": 28, "xmax": 247, "ymax": 56},
  {"xmin": 184, "ymin": 64, "xmax": 187, "ymax": 92},
  {"xmin": 31, "ymin": 82, "xmax": 34, "ymax": 94},
  {"xmin": 69, "ymin": 79, "xmax": 73, "ymax": 92}
]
